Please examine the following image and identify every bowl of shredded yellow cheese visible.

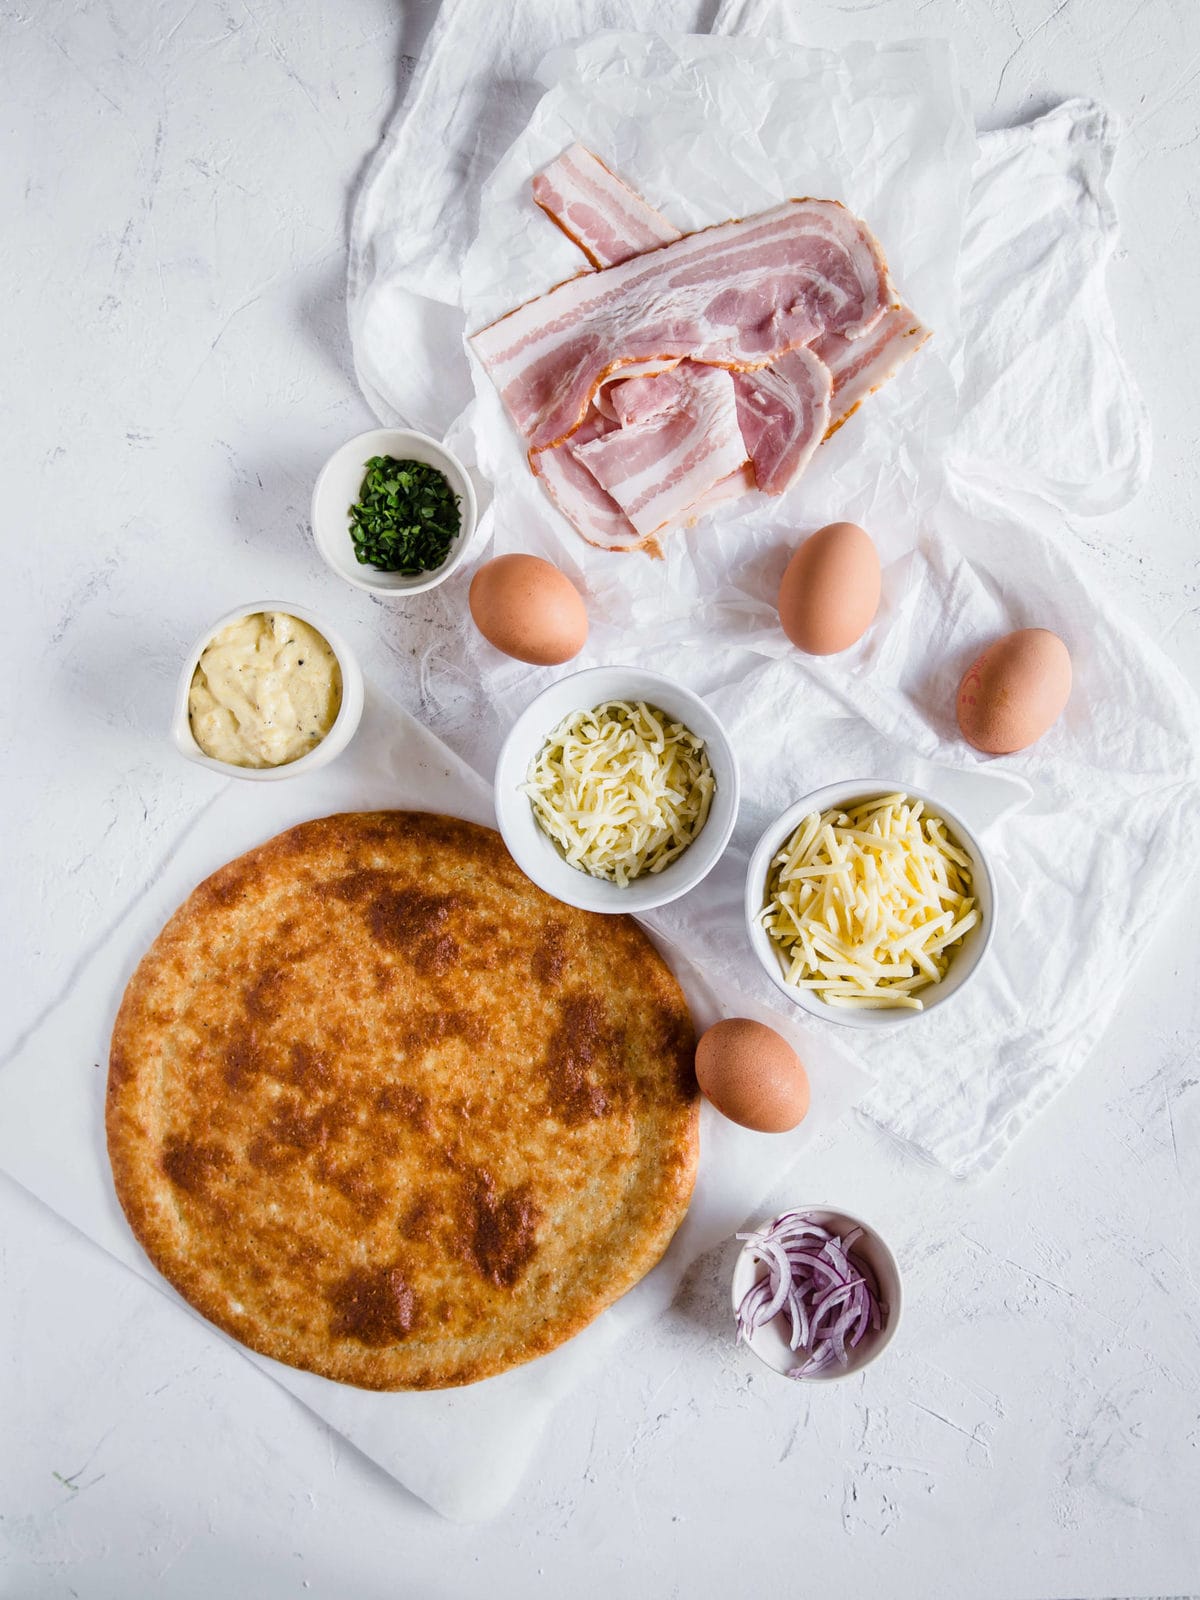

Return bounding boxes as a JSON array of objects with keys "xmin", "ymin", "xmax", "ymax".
[
  {"xmin": 745, "ymin": 781, "xmax": 996, "ymax": 1027},
  {"xmin": 495, "ymin": 667, "xmax": 739, "ymax": 913}
]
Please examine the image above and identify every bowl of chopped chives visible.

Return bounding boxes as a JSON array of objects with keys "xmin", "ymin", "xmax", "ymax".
[
  {"xmin": 744, "ymin": 780, "xmax": 997, "ymax": 1029},
  {"xmin": 311, "ymin": 428, "xmax": 478, "ymax": 596}
]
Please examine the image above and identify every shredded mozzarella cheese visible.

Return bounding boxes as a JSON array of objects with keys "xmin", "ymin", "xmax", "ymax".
[
  {"xmin": 760, "ymin": 794, "xmax": 979, "ymax": 1009},
  {"xmin": 522, "ymin": 700, "xmax": 715, "ymax": 886}
]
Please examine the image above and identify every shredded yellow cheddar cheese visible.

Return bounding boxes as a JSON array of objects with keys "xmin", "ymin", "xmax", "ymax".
[{"xmin": 760, "ymin": 793, "xmax": 979, "ymax": 1009}]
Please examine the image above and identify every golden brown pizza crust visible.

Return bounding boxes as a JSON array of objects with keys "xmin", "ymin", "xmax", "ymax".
[{"xmin": 106, "ymin": 812, "xmax": 699, "ymax": 1390}]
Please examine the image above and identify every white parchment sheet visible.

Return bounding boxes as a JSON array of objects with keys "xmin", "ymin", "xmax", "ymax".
[{"xmin": 0, "ymin": 689, "xmax": 867, "ymax": 1520}]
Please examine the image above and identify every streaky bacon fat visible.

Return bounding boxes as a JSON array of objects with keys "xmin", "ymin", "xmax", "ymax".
[
  {"xmin": 608, "ymin": 368, "xmax": 687, "ymax": 428},
  {"xmin": 503, "ymin": 148, "xmax": 929, "ymax": 552},
  {"xmin": 569, "ymin": 364, "xmax": 748, "ymax": 539},
  {"xmin": 813, "ymin": 308, "xmax": 932, "ymax": 435},
  {"xmin": 530, "ymin": 409, "xmax": 652, "ymax": 553},
  {"xmin": 594, "ymin": 357, "xmax": 682, "ymax": 420},
  {"xmin": 472, "ymin": 198, "xmax": 893, "ymax": 452},
  {"xmin": 531, "ymin": 144, "xmax": 682, "ymax": 268},
  {"xmin": 732, "ymin": 347, "xmax": 833, "ymax": 496},
  {"xmin": 529, "ymin": 150, "xmax": 929, "ymax": 445}
]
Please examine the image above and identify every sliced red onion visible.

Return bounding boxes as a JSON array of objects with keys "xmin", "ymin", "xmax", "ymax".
[
  {"xmin": 848, "ymin": 1293, "xmax": 872, "ymax": 1349},
  {"xmin": 735, "ymin": 1211, "xmax": 888, "ymax": 1381},
  {"xmin": 785, "ymin": 1285, "xmax": 811, "ymax": 1351},
  {"xmin": 821, "ymin": 1237, "xmax": 852, "ymax": 1281},
  {"xmin": 783, "ymin": 1249, "xmax": 844, "ymax": 1285}
]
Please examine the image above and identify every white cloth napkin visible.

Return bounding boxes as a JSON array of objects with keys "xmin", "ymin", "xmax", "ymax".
[
  {"xmin": 0, "ymin": 688, "xmax": 868, "ymax": 1520},
  {"xmin": 346, "ymin": 11, "xmax": 1200, "ymax": 1177}
]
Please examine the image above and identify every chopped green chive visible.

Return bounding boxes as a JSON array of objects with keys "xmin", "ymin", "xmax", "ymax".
[{"xmin": 348, "ymin": 455, "xmax": 461, "ymax": 575}]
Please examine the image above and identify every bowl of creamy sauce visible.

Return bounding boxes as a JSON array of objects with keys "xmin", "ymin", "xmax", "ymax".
[{"xmin": 172, "ymin": 603, "xmax": 364, "ymax": 780}]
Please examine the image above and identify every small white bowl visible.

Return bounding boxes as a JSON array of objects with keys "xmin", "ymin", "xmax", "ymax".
[
  {"xmin": 494, "ymin": 666, "xmax": 740, "ymax": 914},
  {"xmin": 311, "ymin": 427, "xmax": 478, "ymax": 596},
  {"xmin": 745, "ymin": 778, "xmax": 996, "ymax": 1029},
  {"xmin": 731, "ymin": 1206, "xmax": 902, "ymax": 1382},
  {"xmin": 171, "ymin": 600, "xmax": 365, "ymax": 782}
]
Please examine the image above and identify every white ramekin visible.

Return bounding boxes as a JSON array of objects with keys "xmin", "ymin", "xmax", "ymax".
[
  {"xmin": 745, "ymin": 778, "xmax": 998, "ymax": 1029},
  {"xmin": 494, "ymin": 666, "xmax": 740, "ymax": 915},
  {"xmin": 311, "ymin": 428, "xmax": 478, "ymax": 597},
  {"xmin": 730, "ymin": 1205, "xmax": 902, "ymax": 1382},
  {"xmin": 170, "ymin": 600, "xmax": 364, "ymax": 782}
]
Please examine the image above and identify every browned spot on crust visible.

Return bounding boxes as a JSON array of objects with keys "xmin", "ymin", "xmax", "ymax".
[
  {"xmin": 367, "ymin": 888, "xmax": 458, "ymax": 948},
  {"xmin": 656, "ymin": 1008, "xmax": 699, "ymax": 1101},
  {"xmin": 288, "ymin": 1041, "xmax": 329, "ymax": 1091},
  {"xmin": 327, "ymin": 1264, "xmax": 418, "ymax": 1346},
  {"xmin": 243, "ymin": 967, "xmax": 286, "ymax": 1021},
  {"xmin": 161, "ymin": 1137, "xmax": 228, "ymax": 1196},
  {"xmin": 462, "ymin": 1172, "xmax": 541, "ymax": 1288},
  {"xmin": 531, "ymin": 924, "xmax": 568, "ymax": 984},
  {"xmin": 223, "ymin": 1035, "xmax": 268, "ymax": 1091},
  {"xmin": 396, "ymin": 1008, "xmax": 485, "ymax": 1052},
  {"xmin": 291, "ymin": 1238, "xmax": 322, "ymax": 1270},
  {"xmin": 375, "ymin": 1083, "xmax": 431, "ymax": 1131},
  {"xmin": 412, "ymin": 932, "xmax": 459, "ymax": 977},
  {"xmin": 246, "ymin": 1133, "xmax": 290, "ymax": 1174},
  {"xmin": 202, "ymin": 871, "xmax": 244, "ymax": 909},
  {"xmin": 322, "ymin": 867, "xmax": 390, "ymax": 905},
  {"xmin": 365, "ymin": 888, "xmax": 463, "ymax": 977},
  {"xmin": 324, "ymin": 1163, "xmax": 387, "ymax": 1221},
  {"xmin": 270, "ymin": 1098, "xmax": 348, "ymax": 1155},
  {"xmin": 401, "ymin": 1190, "xmax": 440, "ymax": 1243},
  {"xmin": 541, "ymin": 992, "xmax": 624, "ymax": 1124}
]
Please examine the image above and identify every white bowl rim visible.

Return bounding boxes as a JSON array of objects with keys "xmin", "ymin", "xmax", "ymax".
[
  {"xmin": 730, "ymin": 1203, "xmax": 903, "ymax": 1382},
  {"xmin": 310, "ymin": 427, "xmax": 478, "ymax": 597},
  {"xmin": 170, "ymin": 599, "xmax": 365, "ymax": 782},
  {"xmin": 494, "ymin": 664, "xmax": 740, "ymax": 914},
  {"xmin": 744, "ymin": 776, "xmax": 997, "ymax": 1029}
]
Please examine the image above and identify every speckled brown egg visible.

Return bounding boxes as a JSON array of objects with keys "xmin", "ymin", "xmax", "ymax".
[
  {"xmin": 957, "ymin": 628, "xmax": 1072, "ymax": 754},
  {"xmin": 469, "ymin": 554, "xmax": 588, "ymax": 666},
  {"xmin": 777, "ymin": 521, "xmax": 881, "ymax": 655},
  {"xmin": 694, "ymin": 1018, "xmax": 811, "ymax": 1134}
]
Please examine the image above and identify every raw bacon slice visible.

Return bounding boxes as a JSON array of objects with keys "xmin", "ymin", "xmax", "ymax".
[
  {"xmin": 593, "ymin": 357, "xmax": 681, "ymax": 420},
  {"xmin": 607, "ymin": 367, "xmax": 686, "ymax": 428},
  {"xmin": 530, "ymin": 151, "xmax": 930, "ymax": 446},
  {"xmin": 472, "ymin": 199, "xmax": 893, "ymax": 452},
  {"xmin": 732, "ymin": 347, "xmax": 833, "ymax": 496},
  {"xmin": 531, "ymin": 409, "xmax": 651, "ymax": 552},
  {"xmin": 679, "ymin": 464, "xmax": 757, "ymax": 525},
  {"xmin": 814, "ymin": 308, "xmax": 932, "ymax": 435},
  {"xmin": 531, "ymin": 144, "xmax": 682, "ymax": 268},
  {"xmin": 568, "ymin": 364, "xmax": 747, "ymax": 539}
]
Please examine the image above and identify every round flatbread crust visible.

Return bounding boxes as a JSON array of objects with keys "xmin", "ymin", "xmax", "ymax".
[{"xmin": 106, "ymin": 812, "xmax": 699, "ymax": 1390}]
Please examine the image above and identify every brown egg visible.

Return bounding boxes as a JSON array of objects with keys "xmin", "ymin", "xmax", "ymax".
[
  {"xmin": 469, "ymin": 554, "xmax": 588, "ymax": 666},
  {"xmin": 777, "ymin": 521, "xmax": 881, "ymax": 655},
  {"xmin": 957, "ymin": 628, "xmax": 1072, "ymax": 754},
  {"xmin": 694, "ymin": 1018, "xmax": 810, "ymax": 1134}
]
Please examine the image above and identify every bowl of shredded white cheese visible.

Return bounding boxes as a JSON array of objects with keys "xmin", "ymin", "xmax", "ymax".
[
  {"xmin": 494, "ymin": 667, "xmax": 739, "ymax": 913},
  {"xmin": 745, "ymin": 781, "xmax": 997, "ymax": 1027}
]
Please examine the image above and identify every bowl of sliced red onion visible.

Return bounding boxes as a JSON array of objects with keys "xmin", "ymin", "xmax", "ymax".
[{"xmin": 731, "ymin": 1208, "xmax": 902, "ymax": 1381}]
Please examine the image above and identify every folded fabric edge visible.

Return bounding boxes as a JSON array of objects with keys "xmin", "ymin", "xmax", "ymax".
[
  {"xmin": 859, "ymin": 771, "xmax": 1200, "ymax": 1178},
  {"xmin": 959, "ymin": 96, "xmax": 1152, "ymax": 518}
]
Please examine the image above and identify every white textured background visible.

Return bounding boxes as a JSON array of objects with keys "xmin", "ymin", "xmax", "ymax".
[{"xmin": 2, "ymin": 2, "xmax": 1198, "ymax": 1596}]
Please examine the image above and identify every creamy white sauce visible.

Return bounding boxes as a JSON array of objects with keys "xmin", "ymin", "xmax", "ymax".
[{"xmin": 188, "ymin": 612, "xmax": 342, "ymax": 768}]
